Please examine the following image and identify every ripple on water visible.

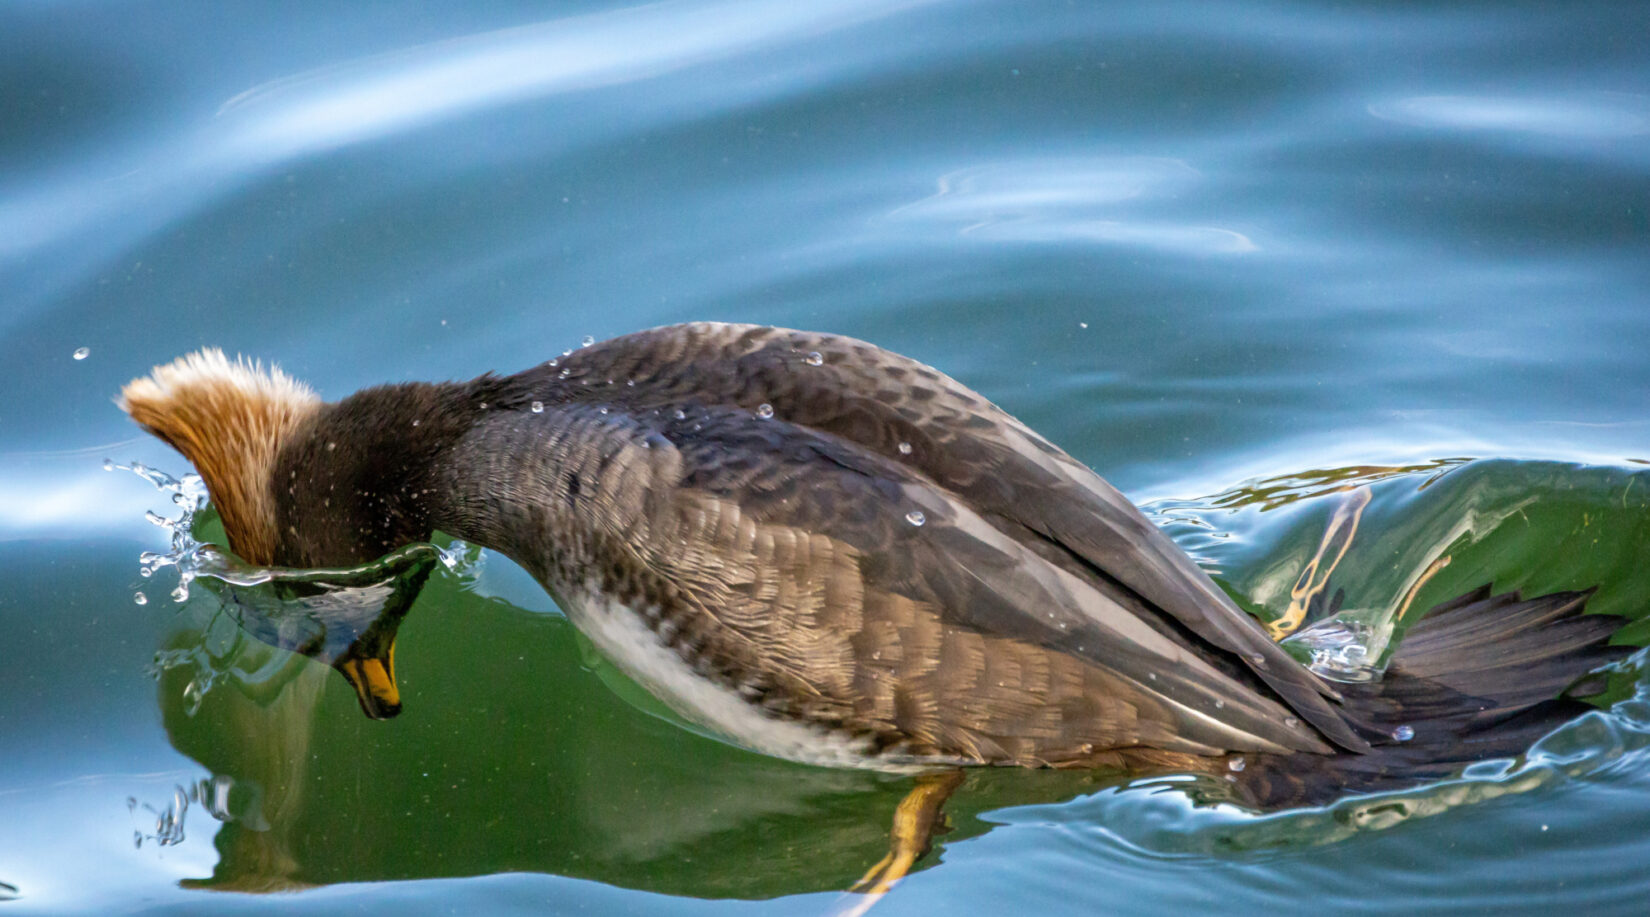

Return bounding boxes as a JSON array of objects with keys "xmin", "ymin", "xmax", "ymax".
[
  {"xmin": 884, "ymin": 158, "xmax": 1258, "ymax": 254},
  {"xmin": 1368, "ymin": 92, "xmax": 1650, "ymax": 139}
]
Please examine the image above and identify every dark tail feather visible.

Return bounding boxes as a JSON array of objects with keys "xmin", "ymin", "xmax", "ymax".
[{"xmin": 1237, "ymin": 586, "xmax": 1629, "ymax": 808}]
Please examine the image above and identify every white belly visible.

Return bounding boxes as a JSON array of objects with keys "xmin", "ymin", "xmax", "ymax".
[{"xmin": 561, "ymin": 590, "xmax": 921, "ymax": 771}]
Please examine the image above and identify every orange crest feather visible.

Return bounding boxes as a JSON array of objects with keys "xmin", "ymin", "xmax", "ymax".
[{"xmin": 119, "ymin": 349, "xmax": 319, "ymax": 564}]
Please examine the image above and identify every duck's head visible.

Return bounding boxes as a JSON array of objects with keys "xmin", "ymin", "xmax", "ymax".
[
  {"xmin": 120, "ymin": 349, "xmax": 321, "ymax": 566},
  {"xmin": 120, "ymin": 350, "xmax": 435, "ymax": 719}
]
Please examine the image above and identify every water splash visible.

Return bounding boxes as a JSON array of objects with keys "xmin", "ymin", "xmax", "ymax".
[
  {"xmin": 112, "ymin": 459, "xmax": 477, "ymax": 717},
  {"xmin": 107, "ymin": 460, "xmax": 214, "ymax": 603},
  {"xmin": 437, "ymin": 538, "xmax": 484, "ymax": 581},
  {"xmin": 113, "ymin": 458, "xmax": 477, "ymax": 597},
  {"xmin": 126, "ymin": 775, "xmax": 262, "ymax": 850},
  {"xmin": 147, "ymin": 606, "xmax": 254, "ymax": 716},
  {"xmin": 1282, "ymin": 617, "xmax": 1380, "ymax": 683},
  {"xmin": 193, "ymin": 772, "xmax": 269, "ymax": 830},
  {"xmin": 128, "ymin": 785, "xmax": 189, "ymax": 849}
]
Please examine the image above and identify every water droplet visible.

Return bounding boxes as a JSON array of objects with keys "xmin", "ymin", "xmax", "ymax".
[
  {"xmin": 1079, "ymin": 322, "xmax": 1089, "ymax": 329},
  {"xmin": 133, "ymin": 591, "xmax": 147, "ymax": 605},
  {"xmin": 548, "ymin": 358, "xmax": 559, "ymax": 368},
  {"xmin": 478, "ymin": 403, "xmax": 487, "ymax": 410},
  {"xmin": 411, "ymin": 419, "xmax": 420, "ymax": 427},
  {"xmin": 674, "ymin": 409, "xmax": 687, "ymax": 420},
  {"xmin": 897, "ymin": 441, "xmax": 912, "ymax": 455},
  {"xmin": 581, "ymin": 335, "xmax": 595, "ymax": 347},
  {"xmin": 626, "ymin": 379, "xmax": 635, "ymax": 387},
  {"xmin": 804, "ymin": 351, "xmax": 824, "ymax": 366},
  {"xmin": 1228, "ymin": 756, "xmax": 1246, "ymax": 772},
  {"xmin": 1146, "ymin": 672, "xmax": 1157, "ymax": 681},
  {"xmin": 598, "ymin": 406, "xmax": 609, "ymax": 415},
  {"xmin": 1249, "ymin": 653, "xmax": 1268, "ymax": 668},
  {"xmin": 755, "ymin": 403, "xmax": 774, "ymax": 419},
  {"xmin": 72, "ymin": 347, "xmax": 89, "ymax": 360},
  {"xmin": 559, "ymin": 368, "xmax": 571, "ymax": 379},
  {"xmin": 1391, "ymin": 724, "xmax": 1415, "ymax": 742},
  {"xmin": 1284, "ymin": 716, "xmax": 1301, "ymax": 729},
  {"xmin": 905, "ymin": 510, "xmax": 926, "ymax": 526},
  {"xmin": 531, "ymin": 401, "xmax": 544, "ymax": 414},
  {"xmin": 182, "ymin": 678, "xmax": 204, "ymax": 713},
  {"xmin": 1214, "ymin": 699, "xmax": 1225, "ymax": 709}
]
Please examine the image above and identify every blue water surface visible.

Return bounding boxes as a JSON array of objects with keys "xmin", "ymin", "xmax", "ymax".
[{"xmin": 2, "ymin": 1, "xmax": 1648, "ymax": 914}]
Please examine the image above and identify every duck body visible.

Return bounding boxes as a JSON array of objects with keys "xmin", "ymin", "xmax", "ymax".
[{"xmin": 121, "ymin": 323, "xmax": 1624, "ymax": 793}]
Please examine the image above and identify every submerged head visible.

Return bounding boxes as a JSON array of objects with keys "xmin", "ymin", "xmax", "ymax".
[{"xmin": 119, "ymin": 349, "xmax": 321, "ymax": 565}]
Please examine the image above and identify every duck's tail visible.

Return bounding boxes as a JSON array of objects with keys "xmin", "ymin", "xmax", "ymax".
[{"xmin": 1238, "ymin": 586, "xmax": 1631, "ymax": 808}]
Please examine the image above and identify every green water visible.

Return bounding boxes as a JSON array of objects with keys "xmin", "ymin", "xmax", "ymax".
[{"xmin": 2, "ymin": 0, "xmax": 1648, "ymax": 914}]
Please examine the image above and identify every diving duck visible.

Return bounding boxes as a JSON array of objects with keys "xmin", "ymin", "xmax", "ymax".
[{"xmin": 120, "ymin": 322, "xmax": 1625, "ymax": 892}]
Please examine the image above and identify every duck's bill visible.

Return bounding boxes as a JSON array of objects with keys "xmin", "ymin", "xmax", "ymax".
[
  {"xmin": 210, "ymin": 542, "xmax": 441, "ymax": 720},
  {"xmin": 335, "ymin": 644, "xmax": 401, "ymax": 719}
]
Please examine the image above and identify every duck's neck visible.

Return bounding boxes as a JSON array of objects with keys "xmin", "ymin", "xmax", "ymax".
[
  {"xmin": 268, "ymin": 376, "xmax": 632, "ymax": 593},
  {"xmin": 421, "ymin": 392, "xmax": 667, "ymax": 598}
]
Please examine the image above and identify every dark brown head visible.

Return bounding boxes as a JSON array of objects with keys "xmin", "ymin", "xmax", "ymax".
[
  {"xmin": 267, "ymin": 380, "xmax": 485, "ymax": 568},
  {"xmin": 122, "ymin": 351, "xmax": 494, "ymax": 570}
]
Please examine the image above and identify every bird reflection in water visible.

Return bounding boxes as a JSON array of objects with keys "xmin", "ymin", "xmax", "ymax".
[{"xmin": 146, "ymin": 541, "xmax": 437, "ymax": 891}]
